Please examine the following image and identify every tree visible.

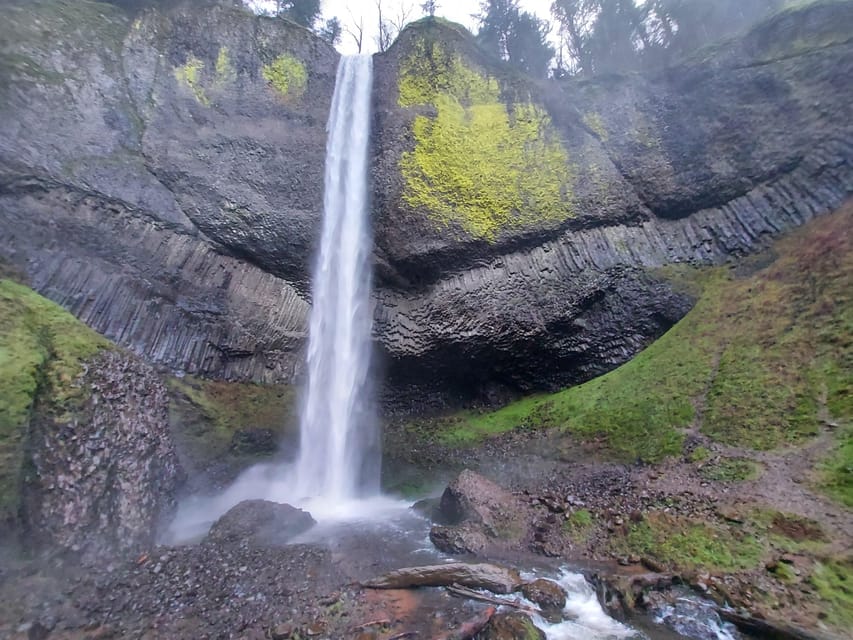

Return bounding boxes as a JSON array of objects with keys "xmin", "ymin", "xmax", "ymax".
[
  {"xmin": 376, "ymin": 0, "xmax": 415, "ymax": 53},
  {"xmin": 318, "ymin": 17, "xmax": 343, "ymax": 46},
  {"xmin": 421, "ymin": 0, "xmax": 438, "ymax": 17},
  {"xmin": 476, "ymin": 0, "xmax": 555, "ymax": 78},
  {"xmin": 345, "ymin": 7, "xmax": 365, "ymax": 53},
  {"xmin": 273, "ymin": 0, "xmax": 321, "ymax": 29}
]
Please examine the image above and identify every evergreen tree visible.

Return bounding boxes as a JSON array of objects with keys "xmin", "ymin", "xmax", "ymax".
[
  {"xmin": 476, "ymin": 0, "xmax": 555, "ymax": 78},
  {"xmin": 318, "ymin": 17, "xmax": 343, "ymax": 46},
  {"xmin": 274, "ymin": 0, "xmax": 321, "ymax": 29}
]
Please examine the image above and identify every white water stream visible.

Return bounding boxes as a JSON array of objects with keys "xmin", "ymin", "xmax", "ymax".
[{"xmin": 293, "ymin": 54, "xmax": 378, "ymax": 503}]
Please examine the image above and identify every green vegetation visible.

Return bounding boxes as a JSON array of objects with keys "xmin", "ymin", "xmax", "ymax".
[
  {"xmin": 809, "ymin": 558, "xmax": 853, "ymax": 628},
  {"xmin": 613, "ymin": 513, "xmax": 763, "ymax": 572},
  {"xmin": 262, "ymin": 53, "xmax": 307, "ymax": 101},
  {"xmin": 563, "ymin": 508, "xmax": 595, "ymax": 542},
  {"xmin": 0, "ymin": 280, "xmax": 110, "ymax": 521},
  {"xmin": 215, "ymin": 46, "xmax": 236, "ymax": 86},
  {"xmin": 687, "ymin": 446, "xmax": 710, "ymax": 462},
  {"xmin": 167, "ymin": 375, "xmax": 296, "ymax": 470},
  {"xmin": 398, "ymin": 39, "xmax": 574, "ymax": 240},
  {"xmin": 820, "ymin": 424, "xmax": 852, "ymax": 507},
  {"xmin": 582, "ymin": 112, "xmax": 608, "ymax": 140},
  {"xmin": 174, "ymin": 55, "xmax": 209, "ymax": 106},
  {"xmin": 407, "ymin": 205, "xmax": 853, "ymax": 464},
  {"xmin": 700, "ymin": 458, "xmax": 763, "ymax": 482}
]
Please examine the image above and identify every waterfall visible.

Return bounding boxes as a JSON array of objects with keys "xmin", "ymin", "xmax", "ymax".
[{"xmin": 292, "ymin": 55, "xmax": 378, "ymax": 503}]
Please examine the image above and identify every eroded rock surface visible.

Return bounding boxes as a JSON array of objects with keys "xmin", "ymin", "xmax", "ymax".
[
  {"xmin": 0, "ymin": 0, "xmax": 851, "ymax": 404},
  {"xmin": 21, "ymin": 350, "xmax": 183, "ymax": 559}
]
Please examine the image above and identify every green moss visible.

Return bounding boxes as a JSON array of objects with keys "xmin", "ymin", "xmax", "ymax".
[
  {"xmin": 0, "ymin": 280, "xmax": 110, "ymax": 522},
  {"xmin": 582, "ymin": 112, "xmax": 608, "ymax": 140},
  {"xmin": 687, "ymin": 446, "xmax": 711, "ymax": 462},
  {"xmin": 414, "ymin": 204, "xmax": 852, "ymax": 462},
  {"xmin": 820, "ymin": 424, "xmax": 852, "ymax": 507},
  {"xmin": 167, "ymin": 376, "xmax": 297, "ymax": 471},
  {"xmin": 262, "ymin": 54, "xmax": 307, "ymax": 101},
  {"xmin": 398, "ymin": 40, "xmax": 574, "ymax": 241},
  {"xmin": 174, "ymin": 55, "xmax": 209, "ymax": 106},
  {"xmin": 563, "ymin": 508, "xmax": 595, "ymax": 543},
  {"xmin": 810, "ymin": 558, "xmax": 853, "ymax": 628},
  {"xmin": 615, "ymin": 513, "xmax": 763, "ymax": 572},
  {"xmin": 215, "ymin": 46, "xmax": 236, "ymax": 86},
  {"xmin": 700, "ymin": 458, "xmax": 763, "ymax": 482}
]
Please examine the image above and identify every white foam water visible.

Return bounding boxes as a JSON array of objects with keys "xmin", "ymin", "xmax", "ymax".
[{"xmin": 293, "ymin": 53, "xmax": 379, "ymax": 504}]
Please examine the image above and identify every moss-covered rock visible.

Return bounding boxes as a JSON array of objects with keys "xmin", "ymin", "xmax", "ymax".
[{"xmin": 0, "ymin": 279, "xmax": 110, "ymax": 525}]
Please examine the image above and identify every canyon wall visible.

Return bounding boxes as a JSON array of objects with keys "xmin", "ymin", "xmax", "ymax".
[{"xmin": 1, "ymin": 0, "xmax": 851, "ymax": 404}]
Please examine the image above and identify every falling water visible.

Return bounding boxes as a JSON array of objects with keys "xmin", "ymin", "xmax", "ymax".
[{"xmin": 292, "ymin": 55, "xmax": 378, "ymax": 503}]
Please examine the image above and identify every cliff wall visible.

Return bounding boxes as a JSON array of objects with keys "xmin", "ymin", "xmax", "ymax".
[{"xmin": 1, "ymin": 0, "xmax": 851, "ymax": 404}]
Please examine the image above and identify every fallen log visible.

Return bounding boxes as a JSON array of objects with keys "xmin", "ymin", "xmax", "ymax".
[
  {"xmin": 362, "ymin": 563, "xmax": 523, "ymax": 595},
  {"xmin": 431, "ymin": 606, "xmax": 496, "ymax": 640},
  {"xmin": 446, "ymin": 583, "xmax": 539, "ymax": 614},
  {"xmin": 718, "ymin": 609, "xmax": 846, "ymax": 640}
]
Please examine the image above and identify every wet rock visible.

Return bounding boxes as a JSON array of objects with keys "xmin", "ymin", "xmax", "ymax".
[
  {"xmin": 229, "ymin": 428, "xmax": 277, "ymax": 456},
  {"xmin": 429, "ymin": 524, "xmax": 489, "ymax": 554},
  {"xmin": 362, "ymin": 562, "xmax": 523, "ymax": 595},
  {"xmin": 479, "ymin": 612, "xmax": 546, "ymax": 640},
  {"xmin": 205, "ymin": 500, "xmax": 315, "ymax": 548},
  {"xmin": 520, "ymin": 579, "xmax": 567, "ymax": 618},
  {"xmin": 589, "ymin": 571, "xmax": 675, "ymax": 616},
  {"xmin": 435, "ymin": 470, "xmax": 526, "ymax": 541}
]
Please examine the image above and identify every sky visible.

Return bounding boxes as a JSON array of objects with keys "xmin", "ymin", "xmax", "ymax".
[{"xmin": 250, "ymin": 1, "xmax": 557, "ymax": 54}]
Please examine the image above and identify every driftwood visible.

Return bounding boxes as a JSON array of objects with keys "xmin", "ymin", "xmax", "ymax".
[
  {"xmin": 387, "ymin": 633, "xmax": 418, "ymax": 640},
  {"xmin": 362, "ymin": 563, "xmax": 523, "ymax": 595},
  {"xmin": 446, "ymin": 583, "xmax": 539, "ymax": 614},
  {"xmin": 352, "ymin": 618, "xmax": 391, "ymax": 632},
  {"xmin": 431, "ymin": 606, "xmax": 496, "ymax": 640}
]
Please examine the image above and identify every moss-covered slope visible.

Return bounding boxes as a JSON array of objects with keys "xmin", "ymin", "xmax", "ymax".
[
  {"xmin": 411, "ymin": 201, "xmax": 852, "ymax": 483},
  {"xmin": 0, "ymin": 279, "xmax": 111, "ymax": 524}
]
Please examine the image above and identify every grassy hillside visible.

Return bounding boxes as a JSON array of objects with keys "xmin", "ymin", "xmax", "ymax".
[
  {"xmin": 408, "ymin": 202, "xmax": 852, "ymax": 491},
  {"xmin": 0, "ymin": 279, "xmax": 111, "ymax": 524}
]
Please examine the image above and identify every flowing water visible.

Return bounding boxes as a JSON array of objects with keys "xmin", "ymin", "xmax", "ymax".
[{"xmin": 293, "ymin": 54, "xmax": 379, "ymax": 503}]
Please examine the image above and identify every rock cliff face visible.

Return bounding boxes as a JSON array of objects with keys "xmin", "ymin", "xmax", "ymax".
[
  {"xmin": 1, "ymin": 0, "xmax": 851, "ymax": 405},
  {"xmin": 0, "ymin": 0, "xmax": 334, "ymax": 382},
  {"xmin": 22, "ymin": 350, "xmax": 183, "ymax": 558}
]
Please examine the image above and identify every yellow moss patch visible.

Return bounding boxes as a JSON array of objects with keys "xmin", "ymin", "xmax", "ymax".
[
  {"xmin": 215, "ymin": 46, "xmax": 236, "ymax": 86},
  {"xmin": 583, "ymin": 112, "xmax": 608, "ymax": 141},
  {"xmin": 262, "ymin": 54, "xmax": 307, "ymax": 101},
  {"xmin": 398, "ymin": 41, "xmax": 574, "ymax": 240},
  {"xmin": 174, "ymin": 55, "xmax": 209, "ymax": 106}
]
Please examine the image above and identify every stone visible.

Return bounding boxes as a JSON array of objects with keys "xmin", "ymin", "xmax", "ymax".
[
  {"xmin": 362, "ymin": 562, "xmax": 524, "ymax": 595},
  {"xmin": 520, "ymin": 579, "xmax": 567, "ymax": 619},
  {"xmin": 429, "ymin": 524, "xmax": 489, "ymax": 555},
  {"xmin": 435, "ymin": 470, "xmax": 526, "ymax": 540},
  {"xmin": 479, "ymin": 612, "xmax": 546, "ymax": 640},
  {"xmin": 20, "ymin": 351, "xmax": 183, "ymax": 559},
  {"xmin": 205, "ymin": 500, "xmax": 315, "ymax": 548}
]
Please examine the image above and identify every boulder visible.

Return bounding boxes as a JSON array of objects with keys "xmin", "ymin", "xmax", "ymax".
[
  {"xmin": 205, "ymin": 500, "xmax": 315, "ymax": 547},
  {"xmin": 362, "ymin": 562, "xmax": 523, "ymax": 595},
  {"xmin": 521, "ymin": 578, "xmax": 567, "ymax": 619},
  {"xmin": 435, "ymin": 470, "xmax": 526, "ymax": 540},
  {"xmin": 429, "ymin": 524, "xmax": 489, "ymax": 555},
  {"xmin": 479, "ymin": 612, "xmax": 546, "ymax": 640}
]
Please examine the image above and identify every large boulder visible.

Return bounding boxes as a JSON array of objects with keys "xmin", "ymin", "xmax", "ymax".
[
  {"xmin": 479, "ymin": 612, "xmax": 546, "ymax": 640},
  {"xmin": 21, "ymin": 350, "xmax": 184, "ymax": 558},
  {"xmin": 205, "ymin": 499, "xmax": 315, "ymax": 547},
  {"xmin": 521, "ymin": 578, "xmax": 567, "ymax": 620}
]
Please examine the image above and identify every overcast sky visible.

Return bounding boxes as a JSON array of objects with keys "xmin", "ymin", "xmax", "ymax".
[{"xmin": 251, "ymin": 1, "xmax": 556, "ymax": 54}]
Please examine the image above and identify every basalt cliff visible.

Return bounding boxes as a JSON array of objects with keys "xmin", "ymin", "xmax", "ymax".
[{"xmin": 2, "ymin": 0, "xmax": 852, "ymax": 408}]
